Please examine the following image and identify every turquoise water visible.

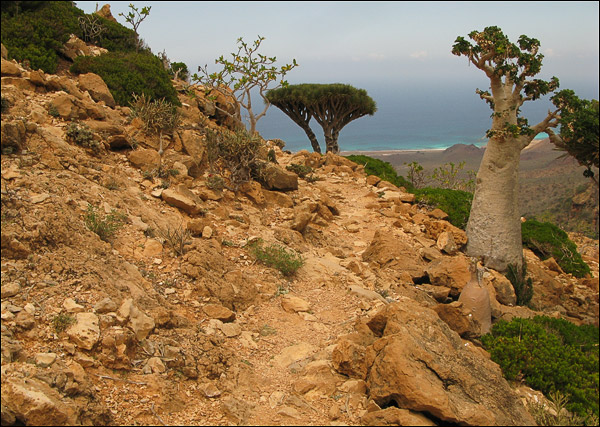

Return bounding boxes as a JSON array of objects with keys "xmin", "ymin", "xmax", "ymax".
[{"xmin": 255, "ymin": 84, "xmax": 558, "ymax": 153}]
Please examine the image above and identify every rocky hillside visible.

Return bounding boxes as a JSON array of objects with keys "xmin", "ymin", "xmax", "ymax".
[{"xmin": 1, "ymin": 42, "xmax": 599, "ymax": 426}]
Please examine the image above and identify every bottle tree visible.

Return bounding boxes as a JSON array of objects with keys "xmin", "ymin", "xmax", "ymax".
[
  {"xmin": 267, "ymin": 83, "xmax": 376, "ymax": 154},
  {"xmin": 452, "ymin": 26, "xmax": 564, "ymax": 273}
]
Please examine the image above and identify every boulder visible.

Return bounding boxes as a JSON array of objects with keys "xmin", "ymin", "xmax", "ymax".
[
  {"xmin": 66, "ymin": 312, "xmax": 100, "ymax": 350},
  {"xmin": 128, "ymin": 148, "xmax": 160, "ymax": 171},
  {"xmin": 425, "ymin": 254, "xmax": 470, "ymax": 297},
  {"xmin": 359, "ymin": 299, "xmax": 536, "ymax": 426},
  {"xmin": 260, "ymin": 163, "xmax": 299, "ymax": 191},
  {"xmin": 1, "ymin": 58, "xmax": 21, "ymax": 77},
  {"xmin": 161, "ymin": 184, "xmax": 204, "ymax": 215},
  {"xmin": 362, "ymin": 230, "xmax": 427, "ymax": 281},
  {"xmin": 78, "ymin": 73, "xmax": 115, "ymax": 107}
]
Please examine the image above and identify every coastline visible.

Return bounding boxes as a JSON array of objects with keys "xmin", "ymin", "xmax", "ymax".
[{"xmin": 340, "ymin": 148, "xmax": 447, "ymax": 156}]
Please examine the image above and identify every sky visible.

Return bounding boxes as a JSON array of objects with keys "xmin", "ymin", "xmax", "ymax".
[{"xmin": 75, "ymin": 1, "xmax": 599, "ymax": 150}]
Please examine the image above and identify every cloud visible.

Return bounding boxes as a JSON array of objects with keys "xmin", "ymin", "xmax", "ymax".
[
  {"xmin": 410, "ymin": 50, "xmax": 428, "ymax": 59},
  {"xmin": 351, "ymin": 53, "xmax": 386, "ymax": 62},
  {"xmin": 543, "ymin": 48, "xmax": 556, "ymax": 57}
]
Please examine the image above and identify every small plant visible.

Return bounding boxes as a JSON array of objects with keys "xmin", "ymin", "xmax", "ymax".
[
  {"xmin": 156, "ymin": 222, "xmax": 191, "ymax": 257},
  {"xmin": 52, "ymin": 313, "xmax": 75, "ymax": 333},
  {"xmin": 66, "ymin": 122, "xmax": 100, "ymax": 152},
  {"xmin": 259, "ymin": 324, "xmax": 277, "ymax": 336},
  {"xmin": 205, "ymin": 129, "xmax": 264, "ymax": 190},
  {"xmin": 275, "ymin": 283, "xmax": 290, "ymax": 296},
  {"xmin": 104, "ymin": 179, "xmax": 120, "ymax": 191},
  {"xmin": 346, "ymin": 155, "xmax": 413, "ymax": 190},
  {"xmin": 505, "ymin": 261, "xmax": 534, "ymax": 306},
  {"xmin": 529, "ymin": 390, "xmax": 599, "ymax": 426},
  {"xmin": 248, "ymin": 239, "xmax": 304, "ymax": 276},
  {"xmin": 286, "ymin": 163, "xmax": 313, "ymax": 178},
  {"xmin": 429, "ymin": 161, "xmax": 476, "ymax": 192},
  {"xmin": 47, "ymin": 105, "xmax": 59, "ymax": 117},
  {"xmin": 84, "ymin": 204, "xmax": 126, "ymax": 242},
  {"xmin": 1, "ymin": 96, "xmax": 9, "ymax": 114},
  {"xmin": 404, "ymin": 161, "xmax": 426, "ymax": 189},
  {"xmin": 206, "ymin": 174, "xmax": 225, "ymax": 192}
]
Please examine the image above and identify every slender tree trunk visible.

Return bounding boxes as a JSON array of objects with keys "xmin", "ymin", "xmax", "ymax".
[
  {"xmin": 298, "ymin": 123, "xmax": 322, "ymax": 154},
  {"xmin": 324, "ymin": 127, "xmax": 340, "ymax": 154},
  {"xmin": 466, "ymin": 136, "xmax": 524, "ymax": 273}
]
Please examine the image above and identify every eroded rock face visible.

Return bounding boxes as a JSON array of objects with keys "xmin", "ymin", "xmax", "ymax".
[
  {"xmin": 333, "ymin": 298, "xmax": 536, "ymax": 426},
  {"xmin": 362, "ymin": 230, "xmax": 427, "ymax": 281}
]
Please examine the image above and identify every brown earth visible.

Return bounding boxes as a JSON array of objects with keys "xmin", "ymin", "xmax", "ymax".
[{"xmin": 1, "ymin": 52, "xmax": 599, "ymax": 426}]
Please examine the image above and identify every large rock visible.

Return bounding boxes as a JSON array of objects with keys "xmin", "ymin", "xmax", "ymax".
[
  {"xmin": 1, "ymin": 58, "xmax": 21, "ymax": 77},
  {"xmin": 356, "ymin": 299, "xmax": 536, "ymax": 426},
  {"xmin": 128, "ymin": 148, "xmax": 160, "ymax": 171},
  {"xmin": 117, "ymin": 299, "xmax": 155, "ymax": 341},
  {"xmin": 1, "ymin": 376, "xmax": 78, "ymax": 425},
  {"xmin": 66, "ymin": 312, "xmax": 100, "ymax": 350},
  {"xmin": 161, "ymin": 184, "xmax": 205, "ymax": 215},
  {"xmin": 425, "ymin": 254, "xmax": 471, "ymax": 297},
  {"xmin": 260, "ymin": 163, "xmax": 299, "ymax": 191},
  {"xmin": 78, "ymin": 73, "xmax": 115, "ymax": 107},
  {"xmin": 362, "ymin": 230, "xmax": 427, "ymax": 281}
]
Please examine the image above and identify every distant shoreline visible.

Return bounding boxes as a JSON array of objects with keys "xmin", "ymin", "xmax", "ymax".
[{"xmin": 341, "ymin": 148, "xmax": 446, "ymax": 156}]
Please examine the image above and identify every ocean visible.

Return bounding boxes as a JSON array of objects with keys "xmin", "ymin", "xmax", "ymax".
[{"xmin": 254, "ymin": 84, "xmax": 559, "ymax": 153}]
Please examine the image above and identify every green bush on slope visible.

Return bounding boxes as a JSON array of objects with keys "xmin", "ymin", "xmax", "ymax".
[
  {"xmin": 345, "ymin": 155, "xmax": 413, "ymax": 190},
  {"xmin": 1, "ymin": 1, "xmax": 83, "ymax": 73},
  {"xmin": 481, "ymin": 316, "xmax": 599, "ymax": 418},
  {"xmin": 70, "ymin": 52, "xmax": 180, "ymax": 107},
  {"xmin": 521, "ymin": 220, "xmax": 591, "ymax": 278},
  {"xmin": 413, "ymin": 187, "xmax": 473, "ymax": 229}
]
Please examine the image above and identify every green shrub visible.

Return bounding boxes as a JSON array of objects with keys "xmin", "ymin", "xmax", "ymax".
[
  {"xmin": 65, "ymin": 122, "xmax": 100, "ymax": 153},
  {"xmin": 345, "ymin": 155, "xmax": 414, "ymax": 190},
  {"xmin": 1, "ymin": 2, "xmax": 83, "ymax": 73},
  {"xmin": 481, "ymin": 316, "xmax": 599, "ymax": 418},
  {"xmin": 84, "ymin": 204, "xmax": 126, "ymax": 242},
  {"xmin": 70, "ymin": 52, "xmax": 180, "ymax": 107},
  {"xmin": 248, "ymin": 239, "xmax": 304, "ymax": 276},
  {"xmin": 413, "ymin": 187, "xmax": 473, "ymax": 229},
  {"xmin": 521, "ymin": 220, "xmax": 591, "ymax": 278}
]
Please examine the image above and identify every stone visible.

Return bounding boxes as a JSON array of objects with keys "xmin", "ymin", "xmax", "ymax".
[
  {"xmin": 1, "ymin": 281, "xmax": 20, "ymax": 298},
  {"xmin": 198, "ymin": 382, "xmax": 221, "ymax": 398},
  {"xmin": 34, "ymin": 352, "xmax": 57, "ymax": 368},
  {"xmin": 425, "ymin": 254, "xmax": 470, "ymax": 297},
  {"xmin": 362, "ymin": 230, "xmax": 427, "ymax": 280},
  {"xmin": 66, "ymin": 312, "xmax": 100, "ymax": 350},
  {"xmin": 142, "ymin": 239, "xmax": 163, "ymax": 257},
  {"xmin": 63, "ymin": 298, "xmax": 85, "ymax": 313},
  {"xmin": 94, "ymin": 297, "xmax": 118, "ymax": 314},
  {"xmin": 433, "ymin": 301, "xmax": 481, "ymax": 339},
  {"xmin": 202, "ymin": 304, "xmax": 236, "ymax": 322},
  {"xmin": 161, "ymin": 185, "xmax": 204, "ymax": 215},
  {"xmin": 1, "ymin": 58, "xmax": 21, "ymax": 77},
  {"xmin": 485, "ymin": 269, "xmax": 517, "ymax": 306},
  {"xmin": 273, "ymin": 343, "xmax": 316, "ymax": 369},
  {"xmin": 78, "ymin": 73, "xmax": 115, "ymax": 107},
  {"xmin": 436, "ymin": 231, "xmax": 458, "ymax": 254},
  {"xmin": 260, "ymin": 163, "xmax": 299, "ymax": 191},
  {"xmin": 281, "ymin": 294, "xmax": 311, "ymax": 313},
  {"xmin": 128, "ymin": 148, "xmax": 159, "ymax": 171},
  {"xmin": 1, "ymin": 376, "xmax": 78, "ymax": 426},
  {"xmin": 220, "ymin": 322, "xmax": 242, "ymax": 337},
  {"xmin": 362, "ymin": 407, "xmax": 437, "ymax": 426},
  {"xmin": 145, "ymin": 357, "xmax": 166, "ymax": 374},
  {"xmin": 117, "ymin": 299, "xmax": 155, "ymax": 341}
]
